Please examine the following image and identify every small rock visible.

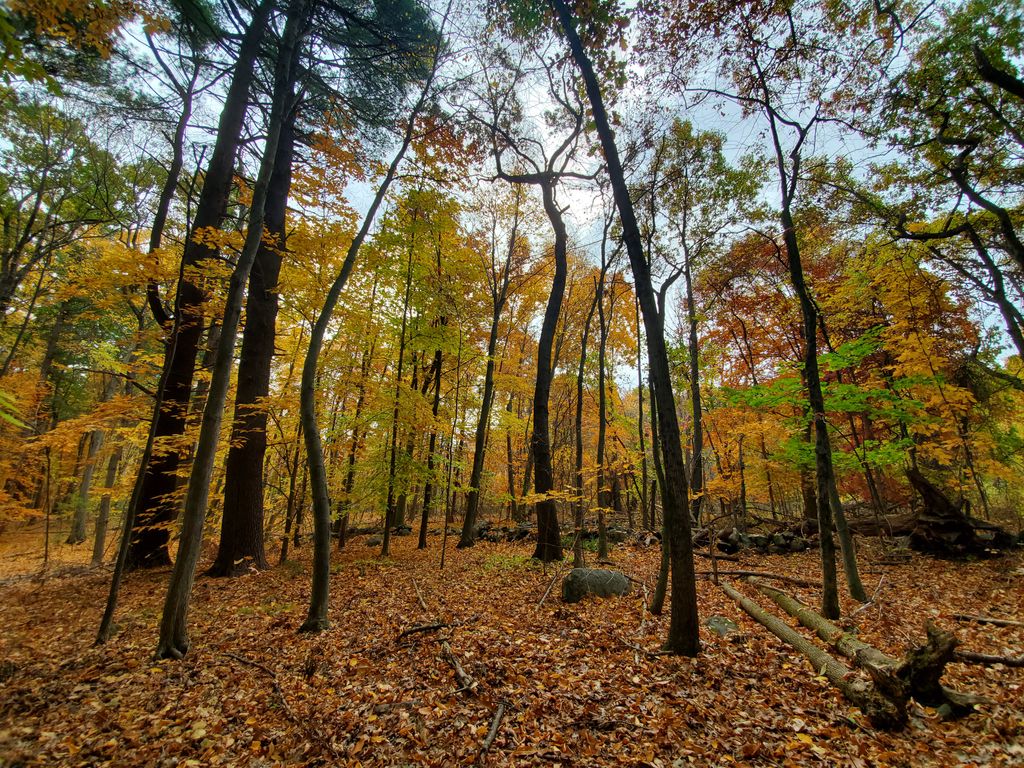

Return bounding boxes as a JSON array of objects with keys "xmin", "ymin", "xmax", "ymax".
[
  {"xmin": 705, "ymin": 615, "xmax": 740, "ymax": 638},
  {"xmin": 365, "ymin": 536, "xmax": 383, "ymax": 547}
]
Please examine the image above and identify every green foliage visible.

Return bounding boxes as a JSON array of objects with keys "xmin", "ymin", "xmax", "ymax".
[{"xmin": 482, "ymin": 552, "xmax": 541, "ymax": 571}]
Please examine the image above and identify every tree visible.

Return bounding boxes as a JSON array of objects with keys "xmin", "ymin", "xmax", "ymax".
[
  {"xmin": 459, "ymin": 186, "xmax": 527, "ymax": 547},
  {"xmin": 156, "ymin": 0, "xmax": 311, "ymax": 659},
  {"xmin": 299, "ymin": 9, "xmax": 443, "ymax": 631},
  {"xmin": 547, "ymin": 0, "xmax": 700, "ymax": 653},
  {"xmin": 126, "ymin": 0, "xmax": 276, "ymax": 570}
]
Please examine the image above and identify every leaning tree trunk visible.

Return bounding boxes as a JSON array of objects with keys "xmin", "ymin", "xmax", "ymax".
[
  {"xmin": 299, "ymin": 54, "xmax": 440, "ymax": 633},
  {"xmin": 554, "ymin": 0, "xmax": 698, "ymax": 653},
  {"xmin": 156, "ymin": 3, "xmax": 307, "ymax": 659},
  {"xmin": 209, "ymin": 109, "xmax": 295, "ymax": 577},
  {"xmin": 127, "ymin": 0, "xmax": 275, "ymax": 570},
  {"xmin": 781, "ymin": 202, "xmax": 865, "ymax": 613}
]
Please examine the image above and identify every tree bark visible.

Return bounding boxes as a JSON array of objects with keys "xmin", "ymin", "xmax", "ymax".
[
  {"xmin": 127, "ymin": 0, "xmax": 275, "ymax": 570},
  {"xmin": 573, "ymin": 283, "xmax": 599, "ymax": 567},
  {"xmin": 460, "ymin": 204, "xmax": 518, "ymax": 547},
  {"xmin": 209, "ymin": 107, "xmax": 295, "ymax": 577},
  {"xmin": 156, "ymin": 1, "xmax": 307, "ymax": 658},
  {"xmin": 299, "ymin": 49, "xmax": 440, "ymax": 632},
  {"xmin": 91, "ymin": 445, "xmax": 122, "ymax": 566},
  {"xmin": 552, "ymin": 0, "xmax": 699, "ymax": 654},
  {"xmin": 720, "ymin": 581, "xmax": 904, "ymax": 728},
  {"xmin": 530, "ymin": 181, "xmax": 567, "ymax": 562}
]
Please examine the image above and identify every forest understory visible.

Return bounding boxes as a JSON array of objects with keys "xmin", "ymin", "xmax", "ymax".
[{"xmin": 1, "ymin": 531, "xmax": 1021, "ymax": 768}]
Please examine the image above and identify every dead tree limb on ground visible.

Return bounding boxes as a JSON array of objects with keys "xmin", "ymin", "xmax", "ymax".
[
  {"xmin": 699, "ymin": 570, "xmax": 821, "ymax": 588},
  {"xmin": 954, "ymin": 650, "xmax": 1024, "ymax": 668},
  {"xmin": 751, "ymin": 579, "xmax": 984, "ymax": 718},
  {"xmin": 952, "ymin": 613, "xmax": 1024, "ymax": 628},
  {"xmin": 719, "ymin": 581, "xmax": 905, "ymax": 729}
]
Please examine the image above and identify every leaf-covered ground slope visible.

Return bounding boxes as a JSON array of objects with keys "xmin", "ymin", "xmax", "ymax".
[{"xmin": 0, "ymin": 535, "xmax": 1021, "ymax": 766}]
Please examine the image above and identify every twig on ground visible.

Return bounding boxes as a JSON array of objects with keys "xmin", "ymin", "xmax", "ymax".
[
  {"xmin": 478, "ymin": 700, "xmax": 507, "ymax": 760},
  {"xmin": 413, "ymin": 577, "xmax": 429, "ymax": 612},
  {"xmin": 397, "ymin": 622, "xmax": 450, "ymax": 641},
  {"xmin": 617, "ymin": 635, "xmax": 673, "ymax": 659},
  {"xmin": 441, "ymin": 639, "xmax": 476, "ymax": 693},
  {"xmin": 223, "ymin": 653, "xmax": 341, "ymax": 757},
  {"xmin": 954, "ymin": 650, "xmax": 1024, "ymax": 668},
  {"xmin": 538, "ymin": 563, "xmax": 569, "ymax": 607}
]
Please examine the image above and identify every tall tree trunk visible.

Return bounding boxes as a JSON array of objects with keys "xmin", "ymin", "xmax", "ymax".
[
  {"xmin": 209, "ymin": 110, "xmax": 295, "ymax": 577},
  {"xmin": 573, "ymin": 284, "xmax": 599, "ymax": 567},
  {"xmin": 156, "ymin": 1, "xmax": 307, "ymax": 658},
  {"xmin": 505, "ymin": 395, "xmax": 518, "ymax": 521},
  {"xmin": 682, "ymin": 247, "xmax": 704, "ymax": 526},
  {"xmin": 128, "ymin": 0, "xmax": 275, "ymax": 570},
  {"xmin": 554, "ymin": 0, "xmax": 699, "ymax": 653},
  {"xmin": 635, "ymin": 292, "xmax": 649, "ymax": 530},
  {"xmin": 782, "ymin": 202, "xmax": 860, "ymax": 616},
  {"xmin": 530, "ymin": 180, "xmax": 567, "ymax": 562},
  {"xmin": 595, "ymin": 269, "xmax": 611, "ymax": 561},
  {"xmin": 461, "ymin": 204, "xmax": 519, "ymax": 546},
  {"xmin": 419, "ymin": 347, "xmax": 443, "ymax": 549},
  {"xmin": 383, "ymin": 227, "xmax": 417, "ymax": 558}
]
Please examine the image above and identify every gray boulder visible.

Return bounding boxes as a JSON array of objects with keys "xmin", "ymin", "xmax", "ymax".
[
  {"xmin": 561, "ymin": 568, "xmax": 630, "ymax": 603},
  {"xmin": 365, "ymin": 535, "xmax": 383, "ymax": 547}
]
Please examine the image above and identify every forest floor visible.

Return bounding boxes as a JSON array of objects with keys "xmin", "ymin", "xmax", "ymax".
[{"xmin": 0, "ymin": 529, "xmax": 1022, "ymax": 767}]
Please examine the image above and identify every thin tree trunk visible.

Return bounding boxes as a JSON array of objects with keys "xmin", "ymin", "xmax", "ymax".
[
  {"xmin": 91, "ymin": 445, "xmax": 122, "ymax": 566},
  {"xmin": 554, "ymin": 0, "xmax": 698, "ymax": 653},
  {"xmin": 682, "ymin": 246, "xmax": 704, "ymax": 526},
  {"xmin": 573, "ymin": 283, "xmax": 599, "ymax": 567},
  {"xmin": 383, "ymin": 225, "xmax": 417, "ymax": 558},
  {"xmin": 419, "ymin": 348, "xmax": 443, "ymax": 549},
  {"xmin": 299, "ymin": 45, "xmax": 441, "ymax": 632}
]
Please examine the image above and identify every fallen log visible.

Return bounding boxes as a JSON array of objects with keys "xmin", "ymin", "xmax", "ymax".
[
  {"xmin": 719, "ymin": 581, "xmax": 905, "ymax": 729},
  {"xmin": 952, "ymin": 613, "xmax": 1024, "ymax": 628},
  {"xmin": 906, "ymin": 470, "xmax": 1016, "ymax": 556},
  {"xmin": 752, "ymin": 579, "xmax": 983, "ymax": 717},
  {"xmin": 699, "ymin": 570, "xmax": 821, "ymax": 588},
  {"xmin": 397, "ymin": 622, "xmax": 449, "ymax": 641},
  {"xmin": 954, "ymin": 650, "xmax": 1024, "ymax": 668},
  {"xmin": 478, "ymin": 701, "xmax": 507, "ymax": 759}
]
